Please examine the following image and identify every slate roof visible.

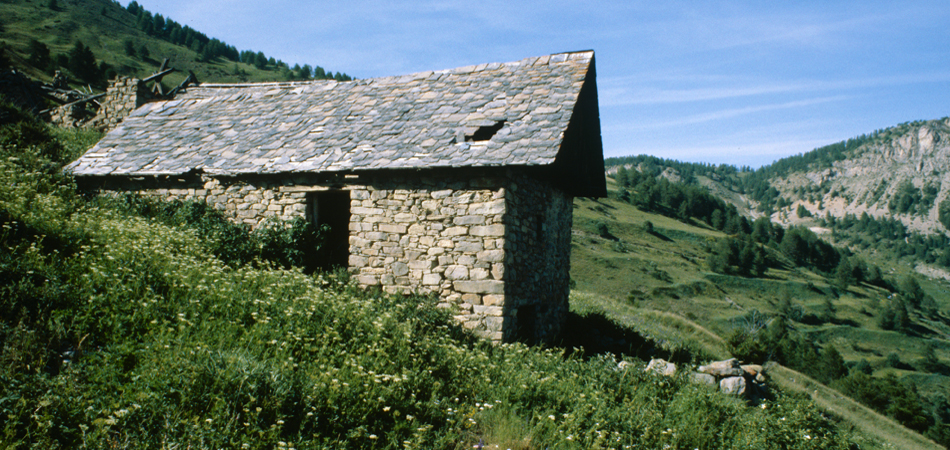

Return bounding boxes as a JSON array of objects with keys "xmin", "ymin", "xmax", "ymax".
[{"xmin": 66, "ymin": 51, "xmax": 598, "ymax": 177}]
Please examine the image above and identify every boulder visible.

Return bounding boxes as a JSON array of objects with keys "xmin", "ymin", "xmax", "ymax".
[
  {"xmin": 645, "ymin": 358, "xmax": 677, "ymax": 376},
  {"xmin": 741, "ymin": 364, "xmax": 764, "ymax": 376},
  {"xmin": 720, "ymin": 376, "xmax": 747, "ymax": 396},
  {"xmin": 690, "ymin": 372, "xmax": 717, "ymax": 386},
  {"xmin": 698, "ymin": 358, "xmax": 743, "ymax": 377}
]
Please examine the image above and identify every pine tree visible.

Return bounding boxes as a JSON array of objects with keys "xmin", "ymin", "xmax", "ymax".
[
  {"xmin": 819, "ymin": 346, "xmax": 848, "ymax": 383},
  {"xmin": 67, "ymin": 40, "xmax": 99, "ymax": 84},
  {"xmin": 28, "ymin": 39, "xmax": 51, "ymax": 71}
]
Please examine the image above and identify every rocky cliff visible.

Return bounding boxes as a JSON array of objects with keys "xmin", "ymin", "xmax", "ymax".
[{"xmin": 771, "ymin": 118, "xmax": 950, "ymax": 234}]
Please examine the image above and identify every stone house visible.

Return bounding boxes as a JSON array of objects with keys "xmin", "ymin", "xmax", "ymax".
[{"xmin": 66, "ymin": 51, "xmax": 606, "ymax": 344}]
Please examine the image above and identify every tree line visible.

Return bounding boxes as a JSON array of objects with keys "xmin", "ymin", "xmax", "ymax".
[
  {"xmin": 125, "ymin": 1, "xmax": 351, "ymax": 81},
  {"xmin": 21, "ymin": 0, "xmax": 355, "ymax": 89}
]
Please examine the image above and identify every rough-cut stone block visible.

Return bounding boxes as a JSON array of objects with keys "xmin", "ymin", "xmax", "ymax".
[
  {"xmin": 423, "ymin": 273, "xmax": 442, "ymax": 285},
  {"xmin": 720, "ymin": 377, "xmax": 746, "ymax": 396},
  {"xmin": 454, "ymin": 280, "xmax": 504, "ymax": 294},
  {"xmin": 352, "ymin": 206, "xmax": 384, "ymax": 216},
  {"xmin": 365, "ymin": 231, "xmax": 388, "ymax": 241},
  {"xmin": 379, "ymin": 224, "xmax": 407, "ymax": 234},
  {"xmin": 491, "ymin": 263, "xmax": 505, "ymax": 280},
  {"xmin": 453, "ymin": 215, "xmax": 486, "ymax": 225},
  {"xmin": 456, "ymin": 242, "xmax": 483, "ymax": 253},
  {"xmin": 469, "ymin": 199, "xmax": 505, "ymax": 215},
  {"xmin": 394, "ymin": 213, "xmax": 415, "ymax": 223},
  {"xmin": 482, "ymin": 294, "xmax": 504, "ymax": 306},
  {"xmin": 470, "ymin": 225, "xmax": 505, "ymax": 236},
  {"xmin": 443, "ymin": 226, "xmax": 468, "ymax": 236},
  {"xmin": 408, "ymin": 223, "xmax": 426, "ymax": 235},
  {"xmin": 445, "ymin": 265, "xmax": 469, "ymax": 280},
  {"xmin": 473, "ymin": 305, "xmax": 503, "ymax": 316},
  {"xmin": 358, "ymin": 274, "xmax": 379, "ymax": 285},
  {"xmin": 392, "ymin": 262, "xmax": 409, "ymax": 276},
  {"xmin": 408, "ymin": 259, "xmax": 435, "ymax": 270},
  {"xmin": 476, "ymin": 249, "xmax": 505, "ymax": 263},
  {"xmin": 348, "ymin": 255, "xmax": 368, "ymax": 267},
  {"xmin": 484, "ymin": 316, "xmax": 505, "ymax": 331}
]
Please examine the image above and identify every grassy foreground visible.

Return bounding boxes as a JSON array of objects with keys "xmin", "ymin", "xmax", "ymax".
[{"xmin": 0, "ymin": 109, "xmax": 860, "ymax": 449}]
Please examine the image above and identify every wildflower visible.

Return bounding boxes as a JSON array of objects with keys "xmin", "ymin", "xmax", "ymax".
[
  {"xmin": 548, "ymin": 415, "xmax": 556, "ymax": 421},
  {"xmin": 369, "ymin": 434, "xmax": 378, "ymax": 440}
]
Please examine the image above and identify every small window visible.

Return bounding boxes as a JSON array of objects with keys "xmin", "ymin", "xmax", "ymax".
[
  {"xmin": 307, "ymin": 190, "xmax": 351, "ymax": 269},
  {"xmin": 465, "ymin": 121, "xmax": 505, "ymax": 142}
]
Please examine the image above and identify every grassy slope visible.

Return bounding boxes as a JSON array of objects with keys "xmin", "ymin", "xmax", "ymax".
[
  {"xmin": 0, "ymin": 0, "xmax": 320, "ymax": 89},
  {"xmin": 769, "ymin": 364, "xmax": 944, "ymax": 450},
  {"xmin": 0, "ymin": 116, "xmax": 862, "ymax": 449},
  {"xmin": 569, "ymin": 177, "xmax": 950, "ymax": 450},
  {"xmin": 571, "ymin": 177, "xmax": 950, "ymax": 371}
]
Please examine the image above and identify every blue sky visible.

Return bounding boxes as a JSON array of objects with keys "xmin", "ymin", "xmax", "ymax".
[{"xmin": 129, "ymin": 1, "xmax": 950, "ymax": 168}]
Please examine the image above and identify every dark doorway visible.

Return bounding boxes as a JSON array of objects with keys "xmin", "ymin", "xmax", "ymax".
[
  {"xmin": 308, "ymin": 190, "xmax": 350, "ymax": 269},
  {"xmin": 516, "ymin": 304, "xmax": 537, "ymax": 344}
]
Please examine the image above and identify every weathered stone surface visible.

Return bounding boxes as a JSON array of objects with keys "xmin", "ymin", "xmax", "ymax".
[
  {"xmin": 720, "ymin": 376, "xmax": 746, "ymax": 396},
  {"xmin": 690, "ymin": 372, "xmax": 717, "ymax": 386},
  {"xmin": 741, "ymin": 364, "xmax": 764, "ymax": 377},
  {"xmin": 645, "ymin": 358, "xmax": 677, "ymax": 377},
  {"xmin": 699, "ymin": 358, "xmax": 743, "ymax": 377},
  {"xmin": 67, "ymin": 52, "xmax": 595, "ymax": 177},
  {"xmin": 444, "ymin": 265, "xmax": 469, "ymax": 280},
  {"xmin": 422, "ymin": 273, "xmax": 442, "ymax": 285},
  {"xmin": 454, "ymin": 280, "xmax": 504, "ymax": 294},
  {"xmin": 392, "ymin": 262, "xmax": 409, "ymax": 277},
  {"xmin": 470, "ymin": 225, "xmax": 505, "ymax": 237},
  {"xmin": 72, "ymin": 51, "xmax": 596, "ymax": 346}
]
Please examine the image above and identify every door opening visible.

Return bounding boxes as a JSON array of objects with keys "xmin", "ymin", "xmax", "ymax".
[{"xmin": 308, "ymin": 190, "xmax": 350, "ymax": 269}]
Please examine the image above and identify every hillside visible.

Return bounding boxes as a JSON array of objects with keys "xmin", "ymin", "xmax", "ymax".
[
  {"xmin": 569, "ymin": 178, "xmax": 950, "ymax": 448},
  {"xmin": 0, "ymin": 100, "xmax": 869, "ymax": 448},
  {"xmin": 766, "ymin": 119, "xmax": 950, "ymax": 234},
  {"xmin": 595, "ymin": 132, "xmax": 950, "ymax": 447},
  {"xmin": 0, "ymin": 0, "xmax": 350, "ymax": 93}
]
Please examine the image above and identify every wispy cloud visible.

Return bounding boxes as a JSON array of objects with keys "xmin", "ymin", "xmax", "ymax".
[
  {"xmin": 604, "ymin": 96, "xmax": 848, "ymax": 131},
  {"xmin": 599, "ymin": 72, "xmax": 950, "ymax": 107}
]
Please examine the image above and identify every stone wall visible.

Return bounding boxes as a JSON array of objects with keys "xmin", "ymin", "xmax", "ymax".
[
  {"xmin": 49, "ymin": 77, "xmax": 152, "ymax": 131},
  {"xmin": 502, "ymin": 174, "xmax": 573, "ymax": 343},
  {"xmin": 344, "ymin": 175, "xmax": 509, "ymax": 341},
  {"xmin": 97, "ymin": 169, "xmax": 572, "ymax": 343}
]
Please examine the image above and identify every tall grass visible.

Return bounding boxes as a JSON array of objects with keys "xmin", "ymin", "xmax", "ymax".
[{"xmin": 0, "ymin": 105, "xmax": 858, "ymax": 448}]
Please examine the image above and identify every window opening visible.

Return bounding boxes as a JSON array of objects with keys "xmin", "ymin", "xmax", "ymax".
[{"xmin": 465, "ymin": 120, "xmax": 505, "ymax": 142}]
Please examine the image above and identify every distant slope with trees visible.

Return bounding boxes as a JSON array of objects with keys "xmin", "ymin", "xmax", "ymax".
[{"xmin": 0, "ymin": 0, "xmax": 352, "ymax": 93}]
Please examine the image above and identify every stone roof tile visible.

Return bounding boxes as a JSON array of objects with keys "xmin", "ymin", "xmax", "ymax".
[{"xmin": 67, "ymin": 51, "xmax": 594, "ymax": 177}]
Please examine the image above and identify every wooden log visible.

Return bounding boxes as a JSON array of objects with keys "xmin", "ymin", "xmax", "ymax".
[
  {"xmin": 141, "ymin": 68, "xmax": 175, "ymax": 83},
  {"xmin": 39, "ymin": 92, "xmax": 107, "ymax": 114}
]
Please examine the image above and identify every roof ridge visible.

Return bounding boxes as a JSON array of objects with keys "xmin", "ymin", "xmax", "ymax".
[{"xmin": 190, "ymin": 50, "xmax": 594, "ymax": 90}]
